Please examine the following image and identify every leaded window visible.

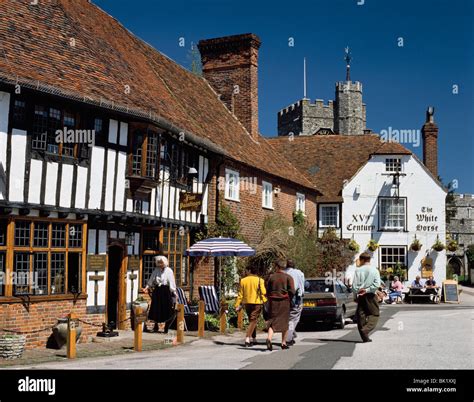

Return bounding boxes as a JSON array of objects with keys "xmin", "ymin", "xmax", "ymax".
[
  {"xmin": 33, "ymin": 252, "xmax": 48, "ymax": 295},
  {"xmin": 13, "ymin": 252, "xmax": 30, "ymax": 295},
  {"xmin": 33, "ymin": 222, "xmax": 49, "ymax": 248},
  {"xmin": 50, "ymin": 252, "xmax": 65, "ymax": 294},
  {"xmin": 68, "ymin": 224, "xmax": 82, "ymax": 248},
  {"xmin": 51, "ymin": 223, "xmax": 66, "ymax": 248},
  {"xmin": 15, "ymin": 221, "xmax": 30, "ymax": 247}
]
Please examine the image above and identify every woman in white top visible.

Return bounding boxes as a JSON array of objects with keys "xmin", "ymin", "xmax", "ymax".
[{"xmin": 142, "ymin": 256, "xmax": 177, "ymax": 333}]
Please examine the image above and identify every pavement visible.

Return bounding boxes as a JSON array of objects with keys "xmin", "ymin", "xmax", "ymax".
[{"xmin": 2, "ymin": 287, "xmax": 473, "ymax": 370}]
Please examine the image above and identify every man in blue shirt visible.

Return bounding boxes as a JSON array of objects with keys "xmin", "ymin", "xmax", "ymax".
[
  {"xmin": 284, "ymin": 259, "xmax": 305, "ymax": 346},
  {"xmin": 352, "ymin": 252, "xmax": 382, "ymax": 343}
]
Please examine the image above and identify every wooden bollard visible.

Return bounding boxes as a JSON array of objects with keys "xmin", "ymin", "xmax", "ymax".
[
  {"xmin": 134, "ymin": 306, "xmax": 143, "ymax": 352},
  {"xmin": 67, "ymin": 313, "xmax": 77, "ymax": 359},
  {"xmin": 237, "ymin": 308, "xmax": 244, "ymax": 330},
  {"xmin": 198, "ymin": 300, "xmax": 205, "ymax": 338},
  {"xmin": 219, "ymin": 302, "xmax": 228, "ymax": 334},
  {"xmin": 176, "ymin": 304, "xmax": 185, "ymax": 344}
]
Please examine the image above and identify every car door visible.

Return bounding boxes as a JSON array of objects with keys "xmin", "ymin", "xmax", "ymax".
[{"xmin": 339, "ymin": 281, "xmax": 357, "ymax": 316}]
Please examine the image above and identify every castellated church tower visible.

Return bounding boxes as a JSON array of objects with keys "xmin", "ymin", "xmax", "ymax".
[{"xmin": 278, "ymin": 48, "xmax": 367, "ymax": 136}]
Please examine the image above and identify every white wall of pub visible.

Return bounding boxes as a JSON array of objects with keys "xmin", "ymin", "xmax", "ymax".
[{"xmin": 342, "ymin": 154, "xmax": 447, "ymax": 284}]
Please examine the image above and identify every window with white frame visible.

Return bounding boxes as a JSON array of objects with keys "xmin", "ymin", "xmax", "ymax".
[
  {"xmin": 296, "ymin": 193, "xmax": 305, "ymax": 213},
  {"xmin": 225, "ymin": 169, "xmax": 240, "ymax": 201},
  {"xmin": 379, "ymin": 197, "xmax": 406, "ymax": 230},
  {"xmin": 385, "ymin": 158, "xmax": 402, "ymax": 172},
  {"xmin": 380, "ymin": 246, "xmax": 407, "ymax": 272},
  {"xmin": 320, "ymin": 205, "xmax": 339, "ymax": 227},
  {"xmin": 262, "ymin": 181, "xmax": 273, "ymax": 209}
]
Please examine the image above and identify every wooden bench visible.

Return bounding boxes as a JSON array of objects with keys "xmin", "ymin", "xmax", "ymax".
[{"xmin": 407, "ymin": 288, "xmax": 438, "ymax": 304}]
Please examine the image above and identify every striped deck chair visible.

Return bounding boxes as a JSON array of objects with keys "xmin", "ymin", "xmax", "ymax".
[
  {"xmin": 175, "ymin": 288, "xmax": 199, "ymax": 331},
  {"xmin": 198, "ymin": 285, "xmax": 220, "ymax": 314}
]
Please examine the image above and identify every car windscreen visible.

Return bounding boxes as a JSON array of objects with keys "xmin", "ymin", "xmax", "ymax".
[{"xmin": 304, "ymin": 280, "xmax": 334, "ymax": 293}]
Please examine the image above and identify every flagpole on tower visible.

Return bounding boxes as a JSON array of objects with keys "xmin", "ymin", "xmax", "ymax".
[{"xmin": 303, "ymin": 57, "xmax": 308, "ymax": 99}]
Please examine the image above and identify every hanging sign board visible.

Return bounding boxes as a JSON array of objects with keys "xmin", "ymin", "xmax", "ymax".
[
  {"xmin": 421, "ymin": 257, "xmax": 433, "ymax": 278},
  {"xmin": 179, "ymin": 192, "xmax": 203, "ymax": 212}
]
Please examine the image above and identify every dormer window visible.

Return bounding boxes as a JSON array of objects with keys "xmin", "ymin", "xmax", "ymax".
[{"xmin": 385, "ymin": 158, "xmax": 402, "ymax": 172}]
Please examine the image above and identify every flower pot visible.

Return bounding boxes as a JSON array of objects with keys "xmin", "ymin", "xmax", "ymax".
[
  {"xmin": 52, "ymin": 318, "xmax": 82, "ymax": 349},
  {"xmin": 0, "ymin": 334, "xmax": 26, "ymax": 359}
]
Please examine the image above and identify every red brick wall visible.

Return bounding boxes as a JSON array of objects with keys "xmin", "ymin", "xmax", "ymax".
[
  {"xmin": 0, "ymin": 299, "xmax": 105, "ymax": 349},
  {"xmin": 218, "ymin": 161, "xmax": 317, "ymax": 245}
]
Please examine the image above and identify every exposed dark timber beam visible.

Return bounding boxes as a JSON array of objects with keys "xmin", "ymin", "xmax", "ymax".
[
  {"xmin": 19, "ymin": 208, "xmax": 30, "ymax": 216},
  {"xmin": 39, "ymin": 210, "xmax": 51, "ymax": 217},
  {"xmin": 0, "ymin": 207, "xmax": 13, "ymax": 215},
  {"xmin": 58, "ymin": 212, "xmax": 69, "ymax": 219}
]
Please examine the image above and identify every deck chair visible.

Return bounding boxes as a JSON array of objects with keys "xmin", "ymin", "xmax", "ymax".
[
  {"xmin": 198, "ymin": 285, "xmax": 220, "ymax": 314},
  {"xmin": 176, "ymin": 287, "xmax": 199, "ymax": 331}
]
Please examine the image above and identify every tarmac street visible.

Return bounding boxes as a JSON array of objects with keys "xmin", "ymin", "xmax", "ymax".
[{"xmin": 5, "ymin": 289, "xmax": 473, "ymax": 370}]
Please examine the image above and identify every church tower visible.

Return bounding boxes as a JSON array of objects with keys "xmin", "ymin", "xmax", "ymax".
[{"xmin": 334, "ymin": 47, "xmax": 366, "ymax": 135}]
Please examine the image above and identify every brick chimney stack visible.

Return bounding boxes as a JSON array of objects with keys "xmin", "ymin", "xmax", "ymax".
[
  {"xmin": 198, "ymin": 33, "xmax": 261, "ymax": 139},
  {"xmin": 422, "ymin": 106, "xmax": 439, "ymax": 178}
]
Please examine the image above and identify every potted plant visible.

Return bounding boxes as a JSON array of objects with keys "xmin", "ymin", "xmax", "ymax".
[
  {"xmin": 446, "ymin": 236, "xmax": 458, "ymax": 252},
  {"xmin": 367, "ymin": 239, "xmax": 379, "ymax": 252},
  {"xmin": 410, "ymin": 235, "xmax": 422, "ymax": 252},
  {"xmin": 432, "ymin": 236, "xmax": 445, "ymax": 252},
  {"xmin": 348, "ymin": 239, "xmax": 360, "ymax": 253},
  {"xmin": 0, "ymin": 334, "xmax": 26, "ymax": 359}
]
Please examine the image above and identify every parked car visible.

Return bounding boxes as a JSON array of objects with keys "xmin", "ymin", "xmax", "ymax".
[{"xmin": 300, "ymin": 277, "xmax": 357, "ymax": 329}]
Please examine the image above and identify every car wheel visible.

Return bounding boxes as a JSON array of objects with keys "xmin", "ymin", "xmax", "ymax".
[{"xmin": 336, "ymin": 309, "xmax": 345, "ymax": 329}]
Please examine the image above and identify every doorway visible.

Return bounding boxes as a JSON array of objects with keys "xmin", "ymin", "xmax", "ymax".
[{"xmin": 107, "ymin": 245, "xmax": 126, "ymax": 329}]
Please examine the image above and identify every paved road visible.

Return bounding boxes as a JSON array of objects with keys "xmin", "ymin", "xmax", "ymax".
[{"xmin": 9, "ymin": 291, "xmax": 473, "ymax": 370}]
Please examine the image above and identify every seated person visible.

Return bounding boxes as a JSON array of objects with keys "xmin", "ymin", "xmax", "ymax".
[
  {"xmin": 376, "ymin": 281, "xmax": 388, "ymax": 303},
  {"xmin": 424, "ymin": 276, "xmax": 439, "ymax": 300},
  {"xmin": 388, "ymin": 276, "xmax": 404, "ymax": 303},
  {"xmin": 410, "ymin": 276, "xmax": 424, "ymax": 295}
]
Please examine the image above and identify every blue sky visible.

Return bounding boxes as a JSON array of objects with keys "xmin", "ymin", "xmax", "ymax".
[{"xmin": 94, "ymin": 0, "xmax": 473, "ymax": 193}]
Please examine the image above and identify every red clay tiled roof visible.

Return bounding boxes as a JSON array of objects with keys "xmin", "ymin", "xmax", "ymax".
[
  {"xmin": 0, "ymin": 0, "xmax": 316, "ymax": 192},
  {"xmin": 268, "ymin": 135, "xmax": 413, "ymax": 202}
]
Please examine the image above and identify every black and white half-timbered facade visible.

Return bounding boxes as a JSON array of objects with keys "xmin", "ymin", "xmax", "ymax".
[{"xmin": 0, "ymin": 86, "xmax": 210, "ymax": 333}]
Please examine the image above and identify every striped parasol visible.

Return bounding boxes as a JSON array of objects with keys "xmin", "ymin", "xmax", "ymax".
[{"xmin": 185, "ymin": 237, "xmax": 255, "ymax": 257}]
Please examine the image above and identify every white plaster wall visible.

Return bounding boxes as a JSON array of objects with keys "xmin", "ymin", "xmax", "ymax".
[{"xmin": 342, "ymin": 154, "xmax": 447, "ymax": 283}]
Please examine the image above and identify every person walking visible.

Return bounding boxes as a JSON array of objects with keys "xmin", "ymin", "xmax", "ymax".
[
  {"xmin": 235, "ymin": 265, "xmax": 267, "ymax": 347},
  {"xmin": 352, "ymin": 252, "xmax": 382, "ymax": 343},
  {"xmin": 265, "ymin": 259, "xmax": 295, "ymax": 351},
  {"xmin": 284, "ymin": 259, "xmax": 305, "ymax": 346},
  {"xmin": 142, "ymin": 255, "xmax": 177, "ymax": 333}
]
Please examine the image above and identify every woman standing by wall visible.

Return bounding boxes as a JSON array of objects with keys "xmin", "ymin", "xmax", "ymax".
[
  {"xmin": 265, "ymin": 259, "xmax": 295, "ymax": 351},
  {"xmin": 142, "ymin": 256, "xmax": 177, "ymax": 333}
]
